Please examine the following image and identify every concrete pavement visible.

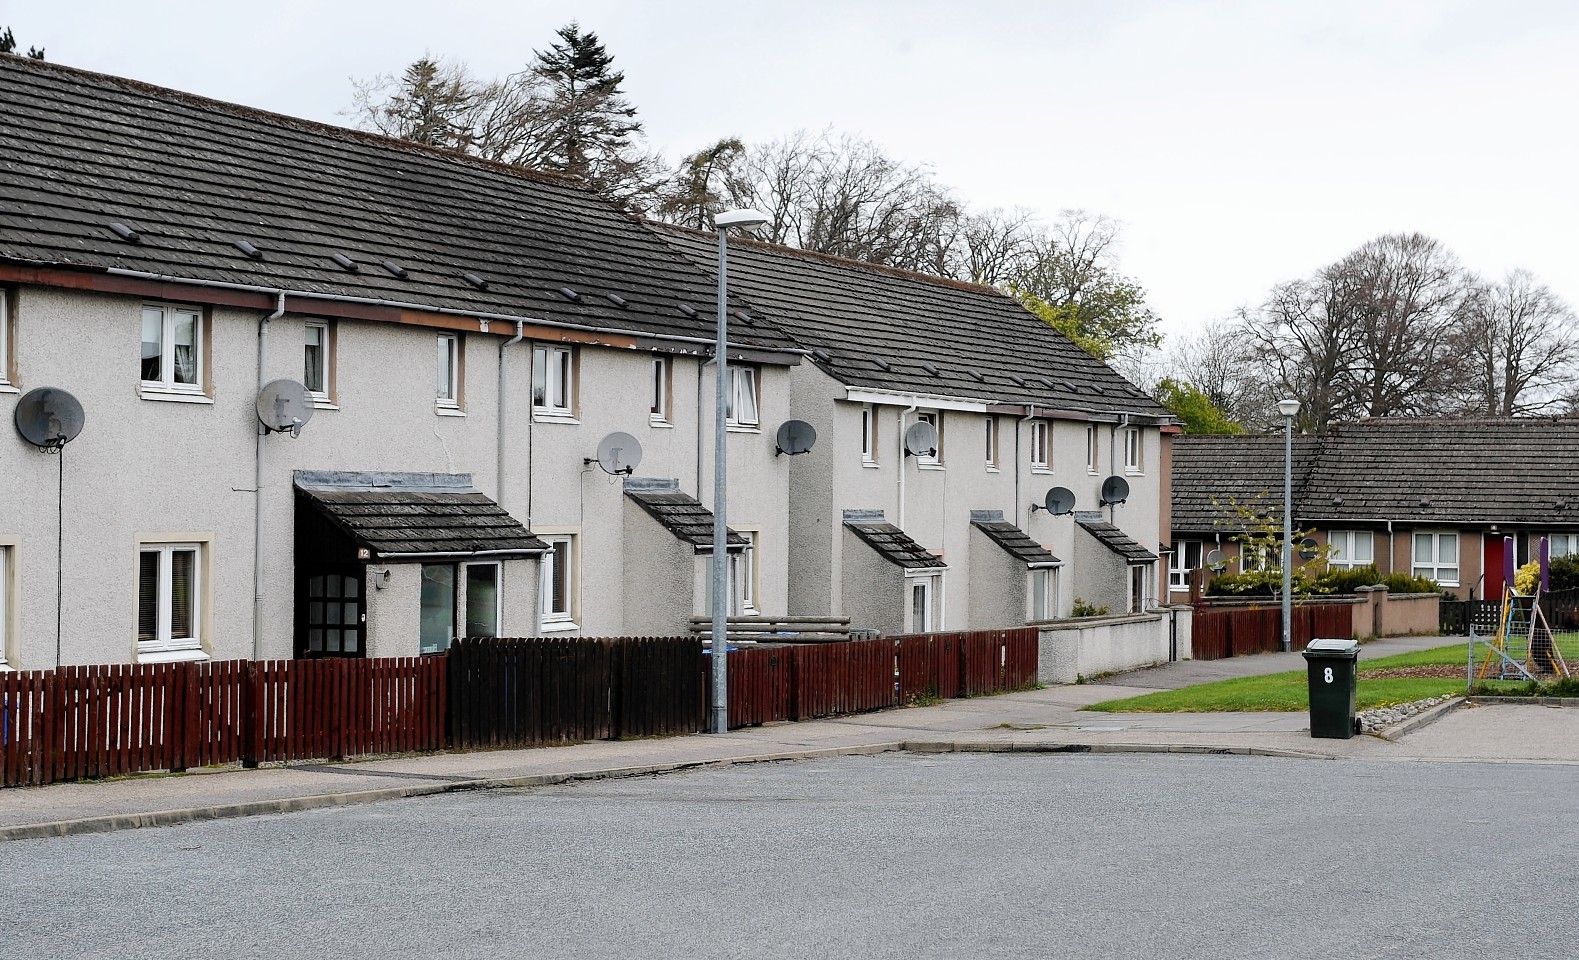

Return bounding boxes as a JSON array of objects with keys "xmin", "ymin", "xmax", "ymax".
[{"xmin": 2, "ymin": 635, "xmax": 1572, "ymax": 841}]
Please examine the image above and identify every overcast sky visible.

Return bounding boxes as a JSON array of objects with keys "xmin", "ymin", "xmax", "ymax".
[{"xmin": 8, "ymin": 1, "xmax": 1576, "ymax": 345}]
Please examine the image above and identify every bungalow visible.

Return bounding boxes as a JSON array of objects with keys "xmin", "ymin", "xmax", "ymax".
[{"xmin": 1170, "ymin": 418, "xmax": 1579, "ymax": 601}]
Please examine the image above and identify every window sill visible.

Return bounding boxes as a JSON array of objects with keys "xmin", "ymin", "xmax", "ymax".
[
  {"xmin": 136, "ymin": 645, "xmax": 211, "ymax": 664},
  {"xmin": 0, "ymin": 382, "xmax": 17, "ymax": 395},
  {"xmin": 862, "ymin": 460, "xmax": 880, "ymax": 469},
  {"xmin": 1125, "ymin": 470, "xmax": 1145, "ymax": 477},
  {"xmin": 1030, "ymin": 467, "xmax": 1053, "ymax": 475},
  {"xmin": 140, "ymin": 386, "xmax": 213, "ymax": 404},
  {"xmin": 986, "ymin": 466, "xmax": 1001, "ymax": 474},
  {"xmin": 435, "ymin": 406, "xmax": 467, "ymax": 418},
  {"xmin": 726, "ymin": 424, "xmax": 761, "ymax": 434},
  {"xmin": 539, "ymin": 619, "xmax": 579, "ymax": 634},
  {"xmin": 649, "ymin": 416, "xmax": 673, "ymax": 428},
  {"xmin": 309, "ymin": 396, "xmax": 339, "ymax": 411},
  {"xmin": 533, "ymin": 410, "xmax": 579, "ymax": 425},
  {"xmin": 917, "ymin": 462, "xmax": 945, "ymax": 471}
]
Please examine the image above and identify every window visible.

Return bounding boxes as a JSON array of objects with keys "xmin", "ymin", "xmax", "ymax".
[
  {"xmin": 1169, "ymin": 540, "xmax": 1203, "ymax": 590},
  {"xmin": 1413, "ymin": 531, "xmax": 1459, "ymax": 586},
  {"xmin": 436, "ymin": 333, "xmax": 462, "ymax": 412},
  {"xmin": 737, "ymin": 531, "xmax": 758, "ymax": 615},
  {"xmin": 907, "ymin": 575, "xmax": 938, "ymax": 633},
  {"xmin": 1029, "ymin": 421, "xmax": 1050, "ymax": 471},
  {"xmin": 0, "ymin": 544, "xmax": 11, "ymax": 667},
  {"xmin": 984, "ymin": 416, "xmax": 999, "ymax": 470},
  {"xmin": 1239, "ymin": 544, "xmax": 1272, "ymax": 574},
  {"xmin": 532, "ymin": 344, "xmax": 574, "ymax": 417},
  {"xmin": 1030, "ymin": 567, "xmax": 1057, "ymax": 621},
  {"xmin": 419, "ymin": 564, "xmax": 456, "ymax": 654},
  {"xmin": 0, "ymin": 289, "xmax": 12, "ymax": 389},
  {"xmin": 137, "ymin": 542, "xmax": 205, "ymax": 662},
  {"xmin": 140, "ymin": 303, "xmax": 204, "ymax": 397},
  {"xmin": 1085, "ymin": 425, "xmax": 1099, "ymax": 473},
  {"xmin": 465, "ymin": 562, "xmax": 500, "ymax": 638},
  {"xmin": 1124, "ymin": 427, "xmax": 1143, "ymax": 473},
  {"xmin": 303, "ymin": 572, "xmax": 363, "ymax": 658},
  {"xmin": 650, "ymin": 356, "xmax": 670, "ymax": 423},
  {"xmin": 1129, "ymin": 563, "xmax": 1154, "ymax": 613},
  {"xmin": 726, "ymin": 365, "xmax": 759, "ymax": 427},
  {"xmin": 540, "ymin": 536, "xmax": 577, "ymax": 630},
  {"xmin": 916, "ymin": 411, "xmax": 942, "ymax": 466},
  {"xmin": 861, "ymin": 405, "xmax": 877, "ymax": 465},
  {"xmin": 304, "ymin": 321, "xmax": 333, "ymax": 404},
  {"xmin": 1547, "ymin": 534, "xmax": 1578, "ymax": 559},
  {"xmin": 1328, "ymin": 530, "xmax": 1374, "ymax": 570}
]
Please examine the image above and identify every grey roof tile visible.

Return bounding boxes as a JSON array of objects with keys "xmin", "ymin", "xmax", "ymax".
[
  {"xmin": 1076, "ymin": 518, "xmax": 1159, "ymax": 563},
  {"xmin": 971, "ymin": 520, "xmax": 1060, "ymax": 565},
  {"xmin": 845, "ymin": 522, "xmax": 949, "ymax": 568},
  {"xmin": 298, "ymin": 488, "xmax": 546, "ymax": 558},
  {"xmin": 626, "ymin": 490, "xmax": 749, "ymax": 551}
]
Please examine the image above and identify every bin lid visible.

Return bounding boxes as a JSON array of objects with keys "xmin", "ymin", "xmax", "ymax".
[{"xmin": 1303, "ymin": 638, "xmax": 1359, "ymax": 657}]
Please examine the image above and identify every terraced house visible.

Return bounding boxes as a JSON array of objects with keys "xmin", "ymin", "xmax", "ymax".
[{"xmin": 0, "ymin": 55, "xmax": 1175, "ymax": 670}]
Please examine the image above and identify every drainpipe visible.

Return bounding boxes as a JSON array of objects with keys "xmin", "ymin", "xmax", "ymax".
[
  {"xmin": 496, "ymin": 321, "xmax": 525, "ymax": 510},
  {"xmin": 1109, "ymin": 413, "xmax": 1129, "ymax": 524},
  {"xmin": 1015, "ymin": 406, "xmax": 1037, "ymax": 528},
  {"xmin": 253, "ymin": 291, "xmax": 286, "ymax": 662},
  {"xmin": 897, "ymin": 400, "xmax": 918, "ymax": 529},
  {"xmin": 697, "ymin": 357, "xmax": 710, "ymax": 500}
]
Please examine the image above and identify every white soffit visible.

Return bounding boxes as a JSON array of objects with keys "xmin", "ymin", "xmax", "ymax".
[{"xmin": 843, "ymin": 387, "xmax": 991, "ymax": 413}]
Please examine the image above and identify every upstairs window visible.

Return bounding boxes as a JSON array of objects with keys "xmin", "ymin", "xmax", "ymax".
[
  {"xmin": 533, "ymin": 344, "xmax": 575, "ymax": 417},
  {"xmin": 984, "ymin": 416, "xmax": 999, "ymax": 470},
  {"xmin": 1124, "ymin": 427, "xmax": 1143, "ymax": 473},
  {"xmin": 141, "ymin": 303, "xmax": 204, "ymax": 396},
  {"xmin": 726, "ymin": 365, "xmax": 759, "ymax": 427},
  {"xmin": 305, "ymin": 321, "xmax": 333, "ymax": 404},
  {"xmin": 1085, "ymin": 425, "xmax": 1099, "ymax": 473},
  {"xmin": 0, "ymin": 289, "xmax": 11, "ymax": 388},
  {"xmin": 1029, "ymin": 421, "xmax": 1050, "ymax": 471},
  {"xmin": 436, "ymin": 333, "xmax": 462, "ymax": 412},
  {"xmin": 861, "ymin": 404, "xmax": 877, "ymax": 465},
  {"xmin": 916, "ymin": 411, "xmax": 942, "ymax": 466},
  {"xmin": 651, "ymin": 356, "xmax": 670, "ymax": 422}
]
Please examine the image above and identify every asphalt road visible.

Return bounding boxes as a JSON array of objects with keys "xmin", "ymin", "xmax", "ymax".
[{"xmin": 10, "ymin": 753, "xmax": 1577, "ymax": 960}]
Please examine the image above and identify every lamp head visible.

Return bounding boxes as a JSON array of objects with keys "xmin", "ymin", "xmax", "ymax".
[
  {"xmin": 1277, "ymin": 398, "xmax": 1300, "ymax": 418},
  {"xmin": 714, "ymin": 208, "xmax": 770, "ymax": 234}
]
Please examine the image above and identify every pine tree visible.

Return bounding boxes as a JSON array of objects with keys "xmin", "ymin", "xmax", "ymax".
[{"xmin": 0, "ymin": 26, "xmax": 46, "ymax": 59}]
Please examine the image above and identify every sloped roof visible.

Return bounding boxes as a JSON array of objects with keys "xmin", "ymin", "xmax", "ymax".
[
  {"xmin": 0, "ymin": 56, "xmax": 797, "ymax": 355},
  {"xmin": 295, "ymin": 473, "xmax": 545, "ymax": 559},
  {"xmin": 1075, "ymin": 517, "xmax": 1158, "ymax": 563},
  {"xmin": 648, "ymin": 223, "xmax": 1169, "ymax": 419},
  {"xmin": 1171, "ymin": 434, "xmax": 1321, "ymax": 534},
  {"xmin": 625, "ymin": 490, "xmax": 749, "ymax": 552},
  {"xmin": 845, "ymin": 522, "xmax": 949, "ymax": 568},
  {"xmin": 1172, "ymin": 418, "xmax": 1579, "ymax": 532},
  {"xmin": 971, "ymin": 520, "xmax": 1060, "ymax": 565}
]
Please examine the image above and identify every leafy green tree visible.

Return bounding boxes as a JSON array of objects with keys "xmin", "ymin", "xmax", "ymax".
[
  {"xmin": 1153, "ymin": 377, "xmax": 1244, "ymax": 434},
  {"xmin": 1, "ymin": 26, "xmax": 46, "ymax": 59}
]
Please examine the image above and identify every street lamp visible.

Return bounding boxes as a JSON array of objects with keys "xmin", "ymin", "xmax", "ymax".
[
  {"xmin": 1277, "ymin": 397, "xmax": 1300, "ymax": 653},
  {"xmin": 711, "ymin": 208, "xmax": 770, "ymax": 734}
]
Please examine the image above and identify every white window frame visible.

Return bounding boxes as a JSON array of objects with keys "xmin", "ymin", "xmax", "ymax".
[
  {"xmin": 1546, "ymin": 534, "xmax": 1578, "ymax": 559},
  {"xmin": 735, "ymin": 530, "xmax": 759, "ymax": 615},
  {"xmin": 0, "ymin": 289, "xmax": 13, "ymax": 391},
  {"xmin": 726, "ymin": 365, "xmax": 759, "ymax": 428},
  {"xmin": 1124, "ymin": 427, "xmax": 1143, "ymax": 474},
  {"xmin": 436, "ymin": 333, "xmax": 462, "ymax": 413},
  {"xmin": 915, "ymin": 410, "xmax": 943, "ymax": 467},
  {"xmin": 1169, "ymin": 540, "xmax": 1203, "ymax": 590},
  {"xmin": 136, "ymin": 540, "xmax": 208, "ymax": 663},
  {"xmin": 650, "ymin": 356, "xmax": 670, "ymax": 424},
  {"xmin": 532, "ymin": 344, "xmax": 575, "ymax": 419},
  {"xmin": 861, "ymin": 404, "xmax": 878, "ymax": 466},
  {"xmin": 985, "ymin": 416, "xmax": 1000, "ymax": 471},
  {"xmin": 1239, "ymin": 543, "xmax": 1270, "ymax": 574},
  {"xmin": 420, "ymin": 563, "xmax": 458, "ymax": 655},
  {"xmin": 539, "ymin": 535, "xmax": 579, "ymax": 631},
  {"xmin": 1085, "ymin": 424, "xmax": 1099, "ymax": 474},
  {"xmin": 304, "ymin": 320, "xmax": 335, "ymax": 407},
  {"xmin": 1029, "ymin": 421, "xmax": 1050, "ymax": 472},
  {"xmin": 1412, "ymin": 531, "xmax": 1460, "ymax": 587},
  {"xmin": 140, "ymin": 302, "xmax": 207, "ymax": 401},
  {"xmin": 1328, "ymin": 530, "xmax": 1374, "ymax": 570},
  {"xmin": 0, "ymin": 543, "xmax": 13, "ymax": 669},
  {"xmin": 906, "ymin": 573, "xmax": 940, "ymax": 633},
  {"xmin": 1129, "ymin": 562, "xmax": 1154, "ymax": 613},
  {"xmin": 1030, "ymin": 566, "xmax": 1058, "ymax": 621},
  {"xmin": 463, "ymin": 561, "xmax": 502, "ymax": 638}
]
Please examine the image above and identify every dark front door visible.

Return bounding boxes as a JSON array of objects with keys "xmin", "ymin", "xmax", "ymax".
[{"xmin": 297, "ymin": 567, "xmax": 366, "ymax": 658}]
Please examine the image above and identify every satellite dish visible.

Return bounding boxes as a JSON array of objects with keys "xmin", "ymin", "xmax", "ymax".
[
  {"xmin": 1100, "ymin": 475, "xmax": 1130, "ymax": 506},
  {"xmin": 13, "ymin": 387, "xmax": 85, "ymax": 450},
  {"xmin": 775, "ymin": 419, "xmax": 817, "ymax": 456},
  {"xmin": 1031, "ymin": 486, "xmax": 1076, "ymax": 516},
  {"xmin": 590, "ymin": 431, "xmax": 642, "ymax": 475},
  {"xmin": 255, "ymin": 379, "xmax": 314, "ymax": 438},
  {"xmin": 1205, "ymin": 548, "xmax": 1227, "ymax": 573},
  {"xmin": 903, "ymin": 420, "xmax": 938, "ymax": 458},
  {"xmin": 1298, "ymin": 537, "xmax": 1320, "ymax": 561}
]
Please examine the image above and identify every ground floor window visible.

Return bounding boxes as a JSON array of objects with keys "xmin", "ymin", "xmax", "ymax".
[
  {"xmin": 907, "ymin": 574, "xmax": 940, "ymax": 632},
  {"xmin": 1412, "ymin": 531, "xmax": 1459, "ymax": 586},
  {"xmin": 540, "ymin": 536, "xmax": 577, "ymax": 630},
  {"xmin": 420, "ymin": 564, "xmax": 456, "ymax": 654},
  {"xmin": 1169, "ymin": 541, "xmax": 1202, "ymax": 590},
  {"xmin": 303, "ymin": 570, "xmax": 364, "ymax": 657},
  {"xmin": 0, "ymin": 544, "xmax": 10, "ymax": 667},
  {"xmin": 1129, "ymin": 563, "xmax": 1154, "ymax": 614},
  {"xmin": 465, "ymin": 562, "xmax": 500, "ymax": 638},
  {"xmin": 1546, "ymin": 533, "xmax": 1579, "ymax": 559},
  {"xmin": 1030, "ymin": 567, "xmax": 1058, "ymax": 621},
  {"xmin": 1328, "ymin": 530, "xmax": 1374, "ymax": 570},
  {"xmin": 137, "ymin": 542, "xmax": 205, "ymax": 661}
]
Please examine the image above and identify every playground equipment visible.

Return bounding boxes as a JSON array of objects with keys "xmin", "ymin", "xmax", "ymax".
[{"xmin": 1468, "ymin": 536, "xmax": 1572, "ymax": 685}]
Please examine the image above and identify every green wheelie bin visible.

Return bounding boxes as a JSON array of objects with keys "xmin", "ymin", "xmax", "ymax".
[{"xmin": 1302, "ymin": 638, "xmax": 1360, "ymax": 739}]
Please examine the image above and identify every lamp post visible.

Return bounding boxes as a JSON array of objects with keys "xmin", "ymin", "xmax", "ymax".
[
  {"xmin": 710, "ymin": 208, "xmax": 770, "ymax": 734},
  {"xmin": 1278, "ymin": 397, "xmax": 1300, "ymax": 653}
]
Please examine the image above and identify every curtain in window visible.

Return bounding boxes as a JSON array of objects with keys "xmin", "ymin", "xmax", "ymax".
[
  {"xmin": 173, "ymin": 313, "xmax": 198, "ymax": 385},
  {"xmin": 141, "ymin": 308, "xmax": 163, "ymax": 381},
  {"xmin": 137, "ymin": 551, "xmax": 160, "ymax": 642},
  {"xmin": 170, "ymin": 549, "xmax": 195, "ymax": 638},
  {"xmin": 304, "ymin": 326, "xmax": 324, "ymax": 393}
]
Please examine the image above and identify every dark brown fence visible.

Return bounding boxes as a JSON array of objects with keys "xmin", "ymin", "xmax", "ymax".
[
  {"xmin": 450, "ymin": 636, "xmax": 703, "ymax": 749},
  {"xmin": 251, "ymin": 658, "xmax": 446, "ymax": 763},
  {"xmin": 1192, "ymin": 604, "xmax": 1354, "ymax": 660}
]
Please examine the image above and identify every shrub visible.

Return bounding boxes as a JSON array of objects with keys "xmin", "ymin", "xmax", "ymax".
[
  {"xmin": 1550, "ymin": 554, "xmax": 1579, "ymax": 593},
  {"xmin": 1204, "ymin": 564, "xmax": 1439, "ymax": 597},
  {"xmin": 1071, "ymin": 597, "xmax": 1110, "ymax": 617}
]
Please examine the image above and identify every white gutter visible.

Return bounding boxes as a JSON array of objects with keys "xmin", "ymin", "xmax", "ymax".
[
  {"xmin": 376, "ymin": 549, "xmax": 548, "ymax": 561},
  {"xmin": 496, "ymin": 321, "xmax": 525, "ymax": 510},
  {"xmin": 253, "ymin": 291, "xmax": 285, "ymax": 662}
]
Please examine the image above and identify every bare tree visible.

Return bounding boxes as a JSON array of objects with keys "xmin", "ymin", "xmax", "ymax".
[
  {"xmin": 654, "ymin": 137, "xmax": 746, "ymax": 230},
  {"xmin": 346, "ymin": 57, "xmax": 482, "ymax": 150},
  {"xmin": 1458, "ymin": 269, "xmax": 1578, "ymax": 415},
  {"xmin": 1164, "ymin": 319, "xmax": 1278, "ymax": 428}
]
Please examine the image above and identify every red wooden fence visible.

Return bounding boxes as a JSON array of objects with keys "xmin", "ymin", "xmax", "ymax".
[{"xmin": 1192, "ymin": 604, "xmax": 1354, "ymax": 661}]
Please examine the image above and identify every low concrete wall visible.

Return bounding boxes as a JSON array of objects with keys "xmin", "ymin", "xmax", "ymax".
[{"xmin": 1037, "ymin": 605, "xmax": 1192, "ymax": 684}]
